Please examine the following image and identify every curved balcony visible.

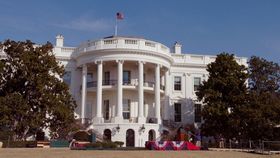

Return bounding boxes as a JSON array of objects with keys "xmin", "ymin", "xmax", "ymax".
[
  {"xmin": 87, "ymin": 80, "xmax": 165, "ymax": 91},
  {"xmin": 74, "ymin": 37, "xmax": 171, "ymax": 58},
  {"xmin": 87, "ymin": 80, "xmax": 118, "ymax": 88}
]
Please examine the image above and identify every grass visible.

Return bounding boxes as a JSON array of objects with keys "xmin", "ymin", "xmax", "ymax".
[{"xmin": 0, "ymin": 148, "xmax": 279, "ymax": 158}]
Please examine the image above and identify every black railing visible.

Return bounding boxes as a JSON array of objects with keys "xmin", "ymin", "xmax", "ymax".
[
  {"xmin": 87, "ymin": 80, "xmax": 165, "ymax": 90},
  {"xmin": 148, "ymin": 117, "xmax": 157, "ymax": 124},
  {"xmin": 87, "ymin": 81, "xmax": 97, "ymax": 88},
  {"xmin": 87, "ymin": 80, "xmax": 130, "ymax": 88},
  {"xmin": 123, "ymin": 80, "xmax": 131, "ymax": 85},
  {"xmin": 144, "ymin": 81, "xmax": 154, "ymax": 87},
  {"xmin": 144, "ymin": 81, "xmax": 165, "ymax": 90},
  {"xmin": 103, "ymin": 80, "xmax": 117, "ymax": 86},
  {"xmin": 87, "ymin": 80, "xmax": 117, "ymax": 88}
]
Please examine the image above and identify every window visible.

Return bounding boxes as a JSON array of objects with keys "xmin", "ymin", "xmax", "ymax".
[
  {"xmin": 123, "ymin": 99, "xmax": 131, "ymax": 119},
  {"xmin": 144, "ymin": 100, "xmax": 147, "ymax": 117},
  {"xmin": 143, "ymin": 73, "xmax": 146, "ymax": 83},
  {"xmin": 174, "ymin": 103, "xmax": 181, "ymax": 122},
  {"xmin": 63, "ymin": 71, "xmax": 71, "ymax": 86},
  {"xmin": 104, "ymin": 71, "xmax": 110, "ymax": 85},
  {"xmin": 87, "ymin": 73, "xmax": 93, "ymax": 82},
  {"xmin": 174, "ymin": 76, "xmax": 181, "ymax": 91},
  {"xmin": 103, "ymin": 100, "xmax": 110, "ymax": 120},
  {"xmin": 123, "ymin": 71, "xmax": 131, "ymax": 85},
  {"xmin": 87, "ymin": 73, "xmax": 94, "ymax": 87},
  {"xmin": 194, "ymin": 77, "xmax": 201, "ymax": 91},
  {"xmin": 194, "ymin": 104, "xmax": 202, "ymax": 123}
]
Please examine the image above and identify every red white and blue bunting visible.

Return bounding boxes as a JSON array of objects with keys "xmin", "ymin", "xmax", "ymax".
[{"xmin": 145, "ymin": 141, "xmax": 200, "ymax": 150}]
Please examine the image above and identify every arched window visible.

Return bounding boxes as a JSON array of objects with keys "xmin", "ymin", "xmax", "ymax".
[
  {"xmin": 126, "ymin": 129, "xmax": 135, "ymax": 147},
  {"xmin": 103, "ymin": 129, "xmax": 111, "ymax": 141},
  {"xmin": 148, "ymin": 130, "xmax": 156, "ymax": 141}
]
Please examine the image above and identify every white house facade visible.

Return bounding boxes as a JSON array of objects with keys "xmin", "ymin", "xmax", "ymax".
[{"xmin": 1, "ymin": 35, "xmax": 247, "ymax": 147}]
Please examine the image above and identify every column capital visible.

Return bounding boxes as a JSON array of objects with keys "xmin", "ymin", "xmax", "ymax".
[
  {"xmin": 138, "ymin": 60, "xmax": 146, "ymax": 65},
  {"xmin": 116, "ymin": 60, "xmax": 124, "ymax": 64},
  {"xmin": 155, "ymin": 63, "xmax": 162, "ymax": 68},
  {"xmin": 183, "ymin": 73, "xmax": 191, "ymax": 76},
  {"xmin": 165, "ymin": 69, "xmax": 171, "ymax": 75},
  {"xmin": 82, "ymin": 64, "xmax": 87, "ymax": 74},
  {"xmin": 82, "ymin": 64, "xmax": 88, "ymax": 67},
  {"xmin": 94, "ymin": 60, "xmax": 103, "ymax": 64}
]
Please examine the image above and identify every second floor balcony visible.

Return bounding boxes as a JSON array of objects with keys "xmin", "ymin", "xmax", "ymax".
[{"xmin": 87, "ymin": 79, "xmax": 165, "ymax": 91}]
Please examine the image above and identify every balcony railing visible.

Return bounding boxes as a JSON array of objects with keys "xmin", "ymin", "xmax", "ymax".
[
  {"xmin": 123, "ymin": 80, "xmax": 131, "ymax": 85},
  {"xmin": 87, "ymin": 80, "xmax": 117, "ymax": 88},
  {"xmin": 144, "ymin": 81, "xmax": 165, "ymax": 90},
  {"xmin": 87, "ymin": 80, "xmax": 165, "ymax": 90},
  {"xmin": 87, "ymin": 81, "xmax": 97, "ymax": 88},
  {"xmin": 144, "ymin": 81, "xmax": 154, "ymax": 88},
  {"xmin": 74, "ymin": 37, "xmax": 172, "ymax": 58},
  {"xmin": 103, "ymin": 80, "xmax": 117, "ymax": 86}
]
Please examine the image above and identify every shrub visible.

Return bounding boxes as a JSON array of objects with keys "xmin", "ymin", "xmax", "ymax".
[
  {"xmin": 102, "ymin": 142, "xmax": 117, "ymax": 148},
  {"xmin": 50, "ymin": 140, "xmax": 69, "ymax": 148},
  {"xmin": 0, "ymin": 131, "xmax": 12, "ymax": 141},
  {"xmin": 114, "ymin": 141, "xmax": 124, "ymax": 147},
  {"xmin": 73, "ymin": 131, "xmax": 89, "ymax": 141},
  {"xmin": 2, "ymin": 141, "xmax": 37, "ymax": 148},
  {"xmin": 85, "ymin": 142, "xmax": 102, "ymax": 149},
  {"xmin": 267, "ymin": 143, "xmax": 280, "ymax": 151}
]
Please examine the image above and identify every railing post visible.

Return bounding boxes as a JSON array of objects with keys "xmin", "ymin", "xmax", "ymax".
[
  {"xmin": 262, "ymin": 141, "xmax": 264, "ymax": 154},
  {"xmin": 249, "ymin": 140, "xmax": 252, "ymax": 149}
]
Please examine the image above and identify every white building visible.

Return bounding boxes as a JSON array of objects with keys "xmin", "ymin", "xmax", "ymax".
[{"xmin": 1, "ymin": 35, "xmax": 247, "ymax": 147}]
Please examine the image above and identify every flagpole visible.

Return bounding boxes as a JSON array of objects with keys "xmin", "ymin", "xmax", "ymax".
[
  {"xmin": 115, "ymin": 18, "xmax": 118, "ymax": 36},
  {"xmin": 115, "ymin": 12, "xmax": 123, "ymax": 36}
]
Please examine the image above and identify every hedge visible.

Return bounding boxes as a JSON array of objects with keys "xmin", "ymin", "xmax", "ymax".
[
  {"xmin": 50, "ymin": 140, "xmax": 69, "ymax": 148},
  {"xmin": 73, "ymin": 131, "xmax": 90, "ymax": 141},
  {"xmin": 114, "ymin": 141, "xmax": 124, "ymax": 147},
  {"xmin": 2, "ymin": 141, "xmax": 37, "ymax": 148}
]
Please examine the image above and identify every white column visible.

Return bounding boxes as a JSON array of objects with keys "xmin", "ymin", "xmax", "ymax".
[
  {"xmin": 184, "ymin": 73, "xmax": 191, "ymax": 98},
  {"xmin": 138, "ymin": 61, "xmax": 145, "ymax": 123},
  {"xmin": 113, "ymin": 60, "xmax": 123, "ymax": 123},
  {"xmin": 163, "ymin": 69, "xmax": 170, "ymax": 120},
  {"xmin": 93, "ymin": 61, "xmax": 103, "ymax": 123},
  {"xmin": 155, "ymin": 64, "xmax": 161, "ymax": 124},
  {"xmin": 81, "ymin": 64, "xmax": 87, "ymax": 124}
]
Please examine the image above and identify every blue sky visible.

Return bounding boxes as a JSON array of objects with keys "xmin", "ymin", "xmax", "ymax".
[{"xmin": 0, "ymin": 0, "xmax": 279, "ymax": 62}]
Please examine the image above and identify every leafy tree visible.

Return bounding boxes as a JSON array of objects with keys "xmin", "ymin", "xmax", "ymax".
[
  {"xmin": 241, "ymin": 56, "xmax": 280, "ymax": 140},
  {"xmin": 249, "ymin": 56, "xmax": 279, "ymax": 93},
  {"xmin": 0, "ymin": 40, "xmax": 76, "ymax": 140},
  {"xmin": 196, "ymin": 53, "xmax": 248, "ymax": 139},
  {"xmin": 0, "ymin": 59, "xmax": 3, "ymax": 70}
]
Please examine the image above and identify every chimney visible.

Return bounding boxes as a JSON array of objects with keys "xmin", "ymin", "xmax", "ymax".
[
  {"xmin": 56, "ymin": 34, "xmax": 64, "ymax": 47},
  {"xmin": 173, "ymin": 41, "xmax": 182, "ymax": 54}
]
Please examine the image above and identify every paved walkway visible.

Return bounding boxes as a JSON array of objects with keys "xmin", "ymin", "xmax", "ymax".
[{"xmin": 209, "ymin": 148, "xmax": 280, "ymax": 155}]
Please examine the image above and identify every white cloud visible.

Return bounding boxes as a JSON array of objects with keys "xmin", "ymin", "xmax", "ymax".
[{"xmin": 55, "ymin": 17, "xmax": 113, "ymax": 32}]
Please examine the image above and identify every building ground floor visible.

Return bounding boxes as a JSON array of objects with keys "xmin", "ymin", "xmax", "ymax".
[{"xmin": 89, "ymin": 123, "xmax": 160, "ymax": 147}]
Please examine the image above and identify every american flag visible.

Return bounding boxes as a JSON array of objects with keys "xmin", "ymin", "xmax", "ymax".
[{"xmin": 116, "ymin": 12, "xmax": 124, "ymax": 20}]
